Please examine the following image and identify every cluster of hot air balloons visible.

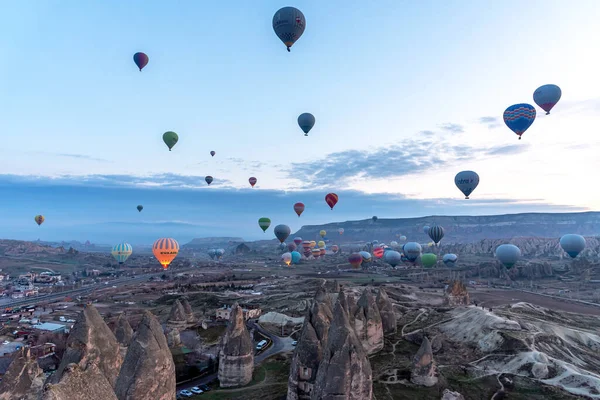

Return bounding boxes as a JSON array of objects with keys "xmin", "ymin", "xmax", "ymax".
[{"xmin": 208, "ymin": 249, "xmax": 225, "ymax": 260}]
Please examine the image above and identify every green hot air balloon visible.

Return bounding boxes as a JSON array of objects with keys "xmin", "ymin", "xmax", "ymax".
[
  {"xmin": 163, "ymin": 131, "xmax": 178, "ymax": 151},
  {"xmin": 137, "ymin": 205, "xmax": 143, "ymax": 212},
  {"xmin": 258, "ymin": 217, "xmax": 271, "ymax": 233},
  {"xmin": 421, "ymin": 253, "xmax": 437, "ymax": 268}
]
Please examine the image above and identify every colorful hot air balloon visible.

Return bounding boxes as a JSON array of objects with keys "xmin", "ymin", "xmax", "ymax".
[
  {"xmin": 249, "ymin": 177, "xmax": 257, "ymax": 187},
  {"xmin": 163, "ymin": 131, "xmax": 178, "ymax": 151},
  {"xmin": 287, "ymin": 242, "xmax": 297, "ymax": 252},
  {"xmin": 210, "ymin": 151, "xmax": 216, "ymax": 157},
  {"xmin": 495, "ymin": 244, "xmax": 521, "ymax": 269},
  {"xmin": 348, "ymin": 253, "xmax": 363, "ymax": 268},
  {"xmin": 338, "ymin": 228, "xmax": 344, "ymax": 235},
  {"xmin": 428, "ymin": 224, "xmax": 445, "ymax": 245},
  {"xmin": 312, "ymin": 248, "xmax": 321, "ymax": 258},
  {"xmin": 205, "ymin": 176, "xmax": 213, "ymax": 185},
  {"xmin": 281, "ymin": 252, "xmax": 292, "ymax": 266},
  {"xmin": 455, "ymin": 171, "xmax": 480, "ymax": 199},
  {"xmin": 403, "ymin": 242, "xmax": 422, "ymax": 262},
  {"xmin": 294, "ymin": 237, "xmax": 303, "ymax": 246},
  {"xmin": 272, "ymin": 7, "xmax": 306, "ymax": 52},
  {"xmin": 421, "ymin": 253, "xmax": 437, "ymax": 268},
  {"xmin": 373, "ymin": 247, "xmax": 384, "ymax": 259},
  {"xmin": 309, "ymin": 241, "xmax": 316, "ymax": 248},
  {"xmin": 319, "ymin": 230, "xmax": 326, "ymax": 238},
  {"xmin": 320, "ymin": 248, "xmax": 326, "ymax": 256},
  {"xmin": 34, "ymin": 215, "xmax": 45, "ymax": 226},
  {"xmin": 503, "ymin": 104, "xmax": 536, "ymax": 140},
  {"xmin": 274, "ymin": 224, "xmax": 291, "ymax": 243},
  {"xmin": 137, "ymin": 205, "xmax": 143, "ymax": 212},
  {"xmin": 443, "ymin": 253, "xmax": 458, "ymax": 267},
  {"xmin": 294, "ymin": 202, "xmax": 305, "ymax": 217},
  {"xmin": 384, "ymin": 250, "xmax": 402, "ymax": 267},
  {"xmin": 317, "ymin": 240, "xmax": 325, "ymax": 249},
  {"xmin": 258, "ymin": 217, "xmax": 271, "ymax": 233},
  {"xmin": 297, "ymin": 113, "xmax": 315, "ymax": 136},
  {"xmin": 559, "ymin": 234, "xmax": 586, "ymax": 258},
  {"xmin": 533, "ymin": 84, "xmax": 562, "ymax": 115},
  {"xmin": 152, "ymin": 238, "xmax": 179, "ymax": 269},
  {"xmin": 133, "ymin": 52, "xmax": 149, "ymax": 71},
  {"xmin": 291, "ymin": 251, "xmax": 302, "ymax": 264},
  {"xmin": 111, "ymin": 243, "xmax": 133, "ymax": 265},
  {"xmin": 331, "ymin": 245, "xmax": 339, "ymax": 253},
  {"xmin": 359, "ymin": 251, "xmax": 372, "ymax": 263},
  {"xmin": 325, "ymin": 193, "xmax": 338, "ymax": 210}
]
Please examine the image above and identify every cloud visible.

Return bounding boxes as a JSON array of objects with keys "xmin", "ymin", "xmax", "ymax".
[
  {"xmin": 419, "ymin": 130, "xmax": 435, "ymax": 136},
  {"xmin": 226, "ymin": 157, "xmax": 265, "ymax": 169},
  {"xmin": 478, "ymin": 116, "xmax": 502, "ymax": 129},
  {"xmin": 484, "ymin": 143, "xmax": 531, "ymax": 156},
  {"xmin": 29, "ymin": 151, "xmax": 111, "ymax": 163},
  {"xmin": 439, "ymin": 123, "xmax": 464, "ymax": 133}
]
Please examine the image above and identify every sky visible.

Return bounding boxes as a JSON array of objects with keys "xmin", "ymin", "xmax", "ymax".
[{"xmin": 0, "ymin": 1, "xmax": 599, "ymax": 245}]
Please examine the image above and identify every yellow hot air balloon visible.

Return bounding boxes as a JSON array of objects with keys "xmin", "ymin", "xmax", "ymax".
[
  {"xmin": 318, "ymin": 241, "xmax": 325, "ymax": 249},
  {"xmin": 319, "ymin": 230, "xmax": 326, "ymax": 238},
  {"xmin": 310, "ymin": 241, "xmax": 317, "ymax": 249},
  {"xmin": 34, "ymin": 215, "xmax": 45, "ymax": 226},
  {"xmin": 152, "ymin": 238, "xmax": 179, "ymax": 269}
]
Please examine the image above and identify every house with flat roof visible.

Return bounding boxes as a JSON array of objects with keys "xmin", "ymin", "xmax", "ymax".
[{"xmin": 32, "ymin": 322, "xmax": 66, "ymax": 334}]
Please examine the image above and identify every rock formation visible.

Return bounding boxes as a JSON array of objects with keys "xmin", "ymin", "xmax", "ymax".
[
  {"xmin": 180, "ymin": 297, "xmax": 196, "ymax": 323},
  {"xmin": 115, "ymin": 311, "xmax": 176, "ymax": 400},
  {"xmin": 167, "ymin": 299, "xmax": 188, "ymax": 329},
  {"xmin": 354, "ymin": 289, "xmax": 384, "ymax": 354},
  {"xmin": 165, "ymin": 327, "xmax": 182, "ymax": 348},
  {"xmin": 53, "ymin": 304, "xmax": 122, "ymax": 388},
  {"xmin": 411, "ymin": 336, "xmax": 438, "ymax": 387},
  {"xmin": 311, "ymin": 292, "xmax": 373, "ymax": 400},
  {"xmin": 0, "ymin": 347, "xmax": 45, "ymax": 400},
  {"xmin": 42, "ymin": 363, "xmax": 117, "ymax": 400},
  {"xmin": 444, "ymin": 281, "xmax": 470, "ymax": 307},
  {"xmin": 113, "ymin": 314, "xmax": 134, "ymax": 347},
  {"xmin": 218, "ymin": 303, "xmax": 254, "ymax": 388},
  {"xmin": 441, "ymin": 389, "xmax": 465, "ymax": 400},
  {"xmin": 288, "ymin": 287, "xmax": 334, "ymax": 400},
  {"xmin": 376, "ymin": 287, "xmax": 397, "ymax": 335}
]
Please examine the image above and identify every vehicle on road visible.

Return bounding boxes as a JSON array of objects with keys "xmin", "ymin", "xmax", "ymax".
[
  {"xmin": 199, "ymin": 384, "xmax": 210, "ymax": 392},
  {"xmin": 179, "ymin": 390, "xmax": 193, "ymax": 398},
  {"xmin": 256, "ymin": 339, "xmax": 268, "ymax": 351},
  {"xmin": 190, "ymin": 387, "xmax": 203, "ymax": 395}
]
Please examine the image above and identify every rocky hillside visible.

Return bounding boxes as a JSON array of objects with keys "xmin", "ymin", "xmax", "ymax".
[{"xmin": 0, "ymin": 240, "xmax": 66, "ymax": 256}]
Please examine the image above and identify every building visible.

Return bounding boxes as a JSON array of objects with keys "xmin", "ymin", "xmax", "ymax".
[
  {"xmin": 215, "ymin": 304, "xmax": 261, "ymax": 321},
  {"xmin": 32, "ymin": 322, "xmax": 67, "ymax": 334}
]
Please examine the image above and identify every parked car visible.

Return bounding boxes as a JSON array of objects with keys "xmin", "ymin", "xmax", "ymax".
[
  {"xmin": 199, "ymin": 384, "xmax": 211, "ymax": 392},
  {"xmin": 179, "ymin": 390, "xmax": 193, "ymax": 398},
  {"xmin": 292, "ymin": 340, "xmax": 298, "ymax": 346},
  {"xmin": 190, "ymin": 387, "xmax": 204, "ymax": 395}
]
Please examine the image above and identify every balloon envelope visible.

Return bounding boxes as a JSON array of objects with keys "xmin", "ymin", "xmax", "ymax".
[
  {"xmin": 294, "ymin": 202, "xmax": 305, "ymax": 217},
  {"xmin": 34, "ymin": 215, "xmax": 45, "ymax": 226},
  {"xmin": 348, "ymin": 253, "xmax": 363, "ymax": 268},
  {"xmin": 372, "ymin": 216, "xmax": 378, "ymax": 222},
  {"xmin": 495, "ymin": 244, "xmax": 521, "ymax": 268},
  {"xmin": 111, "ymin": 243, "xmax": 133, "ymax": 264},
  {"xmin": 443, "ymin": 253, "xmax": 458, "ymax": 267},
  {"xmin": 137, "ymin": 205, "xmax": 143, "ymax": 212},
  {"xmin": 559, "ymin": 234, "xmax": 586, "ymax": 258},
  {"xmin": 152, "ymin": 238, "xmax": 179, "ymax": 269},
  {"xmin": 338, "ymin": 228, "xmax": 344, "ymax": 235},
  {"xmin": 205, "ymin": 176, "xmax": 213, "ymax": 185},
  {"xmin": 318, "ymin": 241, "xmax": 325, "ymax": 249},
  {"xmin": 272, "ymin": 7, "xmax": 306, "ymax": 51},
  {"xmin": 133, "ymin": 52, "xmax": 149, "ymax": 71},
  {"xmin": 210, "ymin": 151, "xmax": 216, "ymax": 157},
  {"xmin": 503, "ymin": 104, "xmax": 536, "ymax": 139},
  {"xmin": 423, "ymin": 226, "xmax": 430, "ymax": 235},
  {"xmin": 291, "ymin": 251, "xmax": 302, "ymax": 264},
  {"xmin": 287, "ymin": 242, "xmax": 297, "ymax": 252},
  {"xmin": 281, "ymin": 252, "xmax": 292, "ymax": 266},
  {"xmin": 400, "ymin": 235, "xmax": 407, "ymax": 241},
  {"xmin": 428, "ymin": 225, "xmax": 445, "ymax": 244},
  {"xmin": 373, "ymin": 247, "xmax": 384, "ymax": 259},
  {"xmin": 258, "ymin": 217, "xmax": 271, "ymax": 233},
  {"xmin": 249, "ymin": 177, "xmax": 257, "ymax": 187},
  {"xmin": 384, "ymin": 250, "xmax": 402, "ymax": 267},
  {"xmin": 325, "ymin": 193, "xmax": 338, "ymax": 210},
  {"xmin": 298, "ymin": 113, "xmax": 315, "ymax": 135},
  {"xmin": 319, "ymin": 230, "xmax": 326, "ymax": 238},
  {"xmin": 403, "ymin": 242, "xmax": 422, "ymax": 262},
  {"xmin": 455, "ymin": 171, "xmax": 480, "ymax": 199},
  {"xmin": 274, "ymin": 224, "xmax": 291, "ymax": 243},
  {"xmin": 331, "ymin": 245, "xmax": 339, "ymax": 253},
  {"xmin": 359, "ymin": 251, "xmax": 372, "ymax": 263},
  {"xmin": 421, "ymin": 253, "xmax": 437, "ymax": 268},
  {"xmin": 533, "ymin": 84, "xmax": 561, "ymax": 115},
  {"xmin": 294, "ymin": 237, "xmax": 303, "ymax": 246},
  {"xmin": 163, "ymin": 131, "xmax": 178, "ymax": 151}
]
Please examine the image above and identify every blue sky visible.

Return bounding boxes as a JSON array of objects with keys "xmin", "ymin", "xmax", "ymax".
[{"xmin": 0, "ymin": 1, "xmax": 598, "ymax": 244}]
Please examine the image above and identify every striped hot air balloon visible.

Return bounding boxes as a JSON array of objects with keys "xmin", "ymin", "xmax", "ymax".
[
  {"xmin": 325, "ymin": 193, "xmax": 338, "ymax": 210},
  {"xmin": 34, "ymin": 215, "xmax": 45, "ymax": 226},
  {"xmin": 428, "ymin": 224, "xmax": 445, "ymax": 245},
  {"xmin": 152, "ymin": 238, "xmax": 179, "ymax": 269},
  {"xmin": 111, "ymin": 243, "xmax": 133, "ymax": 264},
  {"xmin": 503, "ymin": 104, "xmax": 536, "ymax": 140}
]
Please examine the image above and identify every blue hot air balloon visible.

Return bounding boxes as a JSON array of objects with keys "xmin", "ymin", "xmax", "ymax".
[
  {"xmin": 111, "ymin": 243, "xmax": 133, "ymax": 264},
  {"xmin": 533, "ymin": 84, "xmax": 562, "ymax": 115},
  {"xmin": 503, "ymin": 104, "xmax": 536, "ymax": 140},
  {"xmin": 291, "ymin": 251, "xmax": 302, "ymax": 264},
  {"xmin": 273, "ymin": 7, "xmax": 306, "ymax": 52}
]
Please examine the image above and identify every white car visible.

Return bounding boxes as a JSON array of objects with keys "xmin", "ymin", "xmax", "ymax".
[
  {"xmin": 179, "ymin": 390, "xmax": 193, "ymax": 398},
  {"xmin": 292, "ymin": 340, "xmax": 298, "ymax": 346},
  {"xmin": 190, "ymin": 387, "xmax": 204, "ymax": 394}
]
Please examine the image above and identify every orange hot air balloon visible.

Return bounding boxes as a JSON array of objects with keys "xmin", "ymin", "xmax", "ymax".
[
  {"xmin": 34, "ymin": 215, "xmax": 45, "ymax": 226},
  {"xmin": 249, "ymin": 177, "xmax": 257, "ymax": 187},
  {"xmin": 293, "ymin": 202, "xmax": 305, "ymax": 217},
  {"xmin": 152, "ymin": 238, "xmax": 179, "ymax": 269},
  {"xmin": 373, "ymin": 247, "xmax": 384, "ymax": 259},
  {"xmin": 325, "ymin": 193, "xmax": 338, "ymax": 210}
]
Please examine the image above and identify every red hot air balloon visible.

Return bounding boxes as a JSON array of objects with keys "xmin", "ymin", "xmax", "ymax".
[
  {"xmin": 348, "ymin": 253, "xmax": 363, "ymax": 268},
  {"xmin": 249, "ymin": 177, "xmax": 257, "ymax": 187},
  {"xmin": 373, "ymin": 247, "xmax": 384, "ymax": 259},
  {"xmin": 325, "ymin": 193, "xmax": 338, "ymax": 210},
  {"xmin": 133, "ymin": 52, "xmax": 149, "ymax": 71},
  {"xmin": 294, "ymin": 202, "xmax": 305, "ymax": 217},
  {"xmin": 210, "ymin": 151, "xmax": 216, "ymax": 157}
]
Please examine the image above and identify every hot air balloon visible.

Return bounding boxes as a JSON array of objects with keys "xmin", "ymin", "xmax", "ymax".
[
  {"xmin": 249, "ymin": 177, "xmax": 257, "ymax": 187},
  {"xmin": 133, "ymin": 52, "xmax": 149, "ymax": 71},
  {"xmin": 294, "ymin": 237, "xmax": 303, "ymax": 246},
  {"xmin": 312, "ymin": 248, "xmax": 321, "ymax": 258},
  {"xmin": 294, "ymin": 202, "xmax": 305, "ymax": 217},
  {"xmin": 372, "ymin": 216, "xmax": 378, "ymax": 223},
  {"xmin": 281, "ymin": 252, "xmax": 292, "ymax": 266},
  {"xmin": 291, "ymin": 251, "xmax": 302, "ymax": 264},
  {"xmin": 297, "ymin": 113, "xmax": 315, "ymax": 136},
  {"xmin": 162, "ymin": 131, "xmax": 178, "ymax": 151},
  {"xmin": 208, "ymin": 249, "xmax": 217, "ymax": 260},
  {"xmin": 111, "ymin": 243, "xmax": 133, "ymax": 264},
  {"xmin": 215, "ymin": 249, "xmax": 225, "ymax": 260},
  {"xmin": 302, "ymin": 240, "xmax": 312, "ymax": 250},
  {"xmin": 272, "ymin": 7, "xmax": 306, "ymax": 52},
  {"xmin": 373, "ymin": 247, "xmax": 384, "ymax": 259},
  {"xmin": 384, "ymin": 250, "xmax": 402, "ymax": 267},
  {"xmin": 310, "ymin": 241, "xmax": 316, "ymax": 248},
  {"xmin": 136, "ymin": 205, "xmax": 143, "ymax": 212},
  {"xmin": 152, "ymin": 238, "xmax": 179, "ymax": 269},
  {"xmin": 423, "ymin": 226, "xmax": 430, "ymax": 235},
  {"xmin": 503, "ymin": 104, "xmax": 536, "ymax": 140},
  {"xmin": 331, "ymin": 245, "xmax": 339, "ymax": 253},
  {"xmin": 348, "ymin": 253, "xmax": 363, "ymax": 268},
  {"xmin": 34, "ymin": 215, "xmax": 45, "ymax": 226},
  {"xmin": 428, "ymin": 224, "xmax": 445, "ymax": 245},
  {"xmin": 319, "ymin": 230, "xmax": 326, "ymax": 238},
  {"xmin": 559, "ymin": 234, "xmax": 586, "ymax": 258},
  {"xmin": 317, "ymin": 241, "xmax": 325, "ymax": 249},
  {"xmin": 320, "ymin": 248, "xmax": 326, "ymax": 256},
  {"xmin": 400, "ymin": 235, "xmax": 407, "ymax": 241},
  {"xmin": 279, "ymin": 242, "xmax": 287, "ymax": 251},
  {"xmin": 258, "ymin": 217, "xmax": 271, "ymax": 233},
  {"xmin": 210, "ymin": 151, "xmax": 216, "ymax": 157},
  {"xmin": 287, "ymin": 242, "xmax": 297, "ymax": 252},
  {"xmin": 443, "ymin": 253, "xmax": 458, "ymax": 267},
  {"xmin": 274, "ymin": 224, "xmax": 291, "ymax": 243},
  {"xmin": 205, "ymin": 176, "xmax": 213, "ymax": 185},
  {"xmin": 338, "ymin": 228, "xmax": 344, "ymax": 235},
  {"xmin": 421, "ymin": 253, "xmax": 437, "ymax": 268},
  {"xmin": 533, "ymin": 84, "xmax": 561, "ymax": 115},
  {"xmin": 325, "ymin": 193, "xmax": 338, "ymax": 210},
  {"xmin": 403, "ymin": 242, "xmax": 422, "ymax": 262},
  {"xmin": 390, "ymin": 241, "xmax": 398, "ymax": 247},
  {"xmin": 455, "ymin": 171, "xmax": 480, "ymax": 199},
  {"xmin": 495, "ymin": 244, "xmax": 521, "ymax": 269},
  {"xmin": 359, "ymin": 251, "xmax": 372, "ymax": 263}
]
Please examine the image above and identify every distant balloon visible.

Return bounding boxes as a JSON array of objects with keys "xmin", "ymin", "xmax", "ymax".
[
  {"xmin": 291, "ymin": 251, "xmax": 302, "ymax": 264},
  {"xmin": 325, "ymin": 193, "xmax": 338, "ymax": 210},
  {"xmin": 338, "ymin": 228, "xmax": 344, "ymax": 235},
  {"xmin": 320, "ymin": 248, "xmax": 326, "ymax": 256},
  {"xmin": 111, "ymin": 243, "xmax": 133, "ymax": 265},
  {"xmin": 319, "ymin": 230, "xmax": 326, "ymax": 238},
  {"xmin": 373, "ymin": 247, "xmax": 384, "ymax": 259},
  {"xmin": 137, "ymin": 205, "xmax": 143, "ymax": 212},
  {"xmin": 348, "ymin": 253, "xmax": 363, "ymax": 268},
  {"xmin": 274, "ymin": 224, "xmax": 291, "ymax": 243},
  {"xmin": 384, "ymin": 250, "xmax": 402, "ymax": 267},
  {"xmin": 533, "ymin": 84, "xmax": 562, "ymax": 115},
  {"xmin": 34, "ymin": 215, "xmax": 45, "ymax": 226},
  {"xmin": 215, "ymin": 248, "xmax": 225, "ymax": 260},
  {"xmin": 294, "ymin": 237, "xmax": 303, "ymax": 246},
  {"xmin": 503, "ymin": 104, "xmax": 536, "ymax": 140},
  {"xmin": 495, "ymin": 244, "xmax": 521, "ymax": 269},
  {"xmin": 272, "ymin": 7, "xmax": 306, "ymax": 52},
  {"xmin": 294, "ymin": 202, "xmax": 305, "ymax": 217},
  {"xmin": 312, "ymin": 248, "xmax": 322, "ymax": 258},
  {"xmin": 163, "ymin": 131, "xmax": 178, "ymax": 151},
  {"xmin": 133, "ymin": 52, "xmax": 149, "ymax": 71},
  {"xmin": 359, "ymin": 251, "xmax": 372, "ymax": 263},
  {"xmin": 310, "ymin": 241, "xmax": 316, "ymax": 248},
  {"xmin": 287, "ymin": 242, "xmax": 297, "ymax": 252},
  {"xmin": 455, "ymin": 171, "xmax": 480, "ymax": 199},
  {"xmin": 423, "ymin": 226, "xmax": 430, "ymax": 235},
  {"xmin": 403, "ymin": 242, "xmax": 422, "ymax": 262},
  {"xmin": 400, "ymin": 235, "xmax": 407, "ymax": 241},
  {"xmin": 152, "ymin": 238, "xmax": 179, "ymax": 269},
  {"xmin": 372, "ymin": 216, "xmax": 378, "ymax": 222},
  {"xmin": 390, "ymin": 241, "xmax": 398, "ymax": 247},
  {"xmin": 331, "ymin": 245, "xmax": 339, "ymax": 253},
  {"xmin": 428, "ymin": 224, "xmax": 445, "ymax": 245},
  {"xmin": 258, "ymin": 217, "xmax": 271, "ymax": 233},
  {"xmin": 249, "ymin": 177, "xmax": 257, "ymax": 188},
  {"xmin": 281, "ymin": 252, "xmax": 292, "ymax": 266},
  {"xmin": 443, "ymin": 253, "xmax": 458, "ymax": 267},
  {"xmin": 318, "ymin": 240, "xmax": 325, "ymax": 249},
  {"xmin": 421, "ymin": 253, "xmax": 437, "ymax": 268},
  {"xmin": 297, "ymin": 113, "xmax": 315, "ymax": 136},
  {"xmin": 208, "ymin": 249, "xmax": 217, "ymax": 260},
  {"xmin": 210, "ymin": 151, "xmax": 216, "ymax": 157},
  {"xmin": 559, "ymin": 234, "xmax": 586, "ymax": 258},
  {"xmin": 205, "ymin": 176, "xmax": 213, "ymax": 185}
]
